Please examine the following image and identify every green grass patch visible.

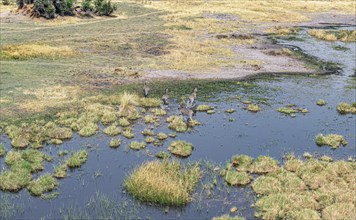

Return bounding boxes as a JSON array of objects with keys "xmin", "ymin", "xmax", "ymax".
[
  {"xmin": 103, "ymin": 124, "xmax": 121, "ymax": 136},
  {"xmin": 315, "ymin": 134, "xmax": 347, "ymax": 149},
  {"xmin": 78, "ymin": 122, "xmax": 99, "ymax": 137},
  {"xmin": 224, "ymin": 170, "xmax": 252, "ymax": 186},
  {"xmin": 129, "ymin": 141, "xmax": 146, "ymax": 150},
  {"xmin": 124, "ymin": 160, "xmax": 201, "ymax": 206},
  {"xmin": 337, "ymin": 102, "xmax": 356, "ymax": 114},
  {"xmin": 142, "ymin": 128, "xmax": 154, "ymax": 136},
  {"xmin": 53, "ymin": 164, "xmax": 67, "ymax": 178},
  {"xmin": 156, "ymin": 132, "xmax": 168, "ymax": 140},
  {"xmin": 66, "ymin": 150, "xmax": 88, "ymax": 168},
  {"xmin": 250, "ymin": 156, "xmax": 279, "ymax": 174},
  {"xmin": 167, "ymin": 116, "xmax": 187, "ymax": 133},
  {"xmin": 27, "ymin": 173, "xmax": 58, "ymax": 196},
  {"xmin": 109, "ymin": 138, "xmax": 121, "ymax": 148},
  {"xmin": 123, "ymin": 128, "xmax": 135, "ymax": 139},
  {"xmin": 196, "ymin": 105, "xmax": 213, "ymax": 112},
  {"xmin": 168, "ymin": 140, "xmax": 193, "ymax": 157}
]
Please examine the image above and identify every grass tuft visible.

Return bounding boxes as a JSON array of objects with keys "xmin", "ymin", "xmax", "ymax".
[
  {"xmin": 103, "ymin": 124, "xmax": 121, "ymax": 136},
  {"xmin": 224, "ymin": 170, "xmax": 252, "ymax": 186},
  {"xmin": 66, "ymin": 150, "xmax": 88, "ymax": 168},
  {"xmin": 167, "ymin": 116, "xmax": 187, "ymax": 133},
  {"xmin": 168, "ymin": 140, "xmax": 193, "ymax": 157},
  {"xmin": 129, "ymin": 141, "xmax": 146, "ymax": 150},
  {"xmin": 124, "ymin": 160, "xmax": 201, "ymax": 206},
  {"xmin": 0, "ymin": 144, "xmax": 5, "ymax": 157},
  {"xmin": 196, "ymin": 105, "xmax": 213, "ymax": 112},
  {"xmin": 250, "ymin": 156, "xmax": 279, "ymax": 174},
  {"xmin": 156, "ymin": 132, "xmax": 168, "ymax": 140},
  {"xmin": 316, "ymin": 99, "xmax": 327, "ymax": 106},
  {"xmin": 109, "ymin": 138, "xmax": 121, "ymax": 148},
  {"xmin": 315, "ymin": 134, "xmax": 347, "ymax": 149},
  {"xmin": 27, "ymin": 173, "xmax": 58, "ymax": 196},
  {"xmin": 337, "ymin": 102, "xmax": 356, "ymax": 114}
]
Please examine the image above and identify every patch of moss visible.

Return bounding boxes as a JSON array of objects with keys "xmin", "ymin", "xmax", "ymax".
[
  {"xmin": 66, "ymin": 150, "xmax": 88, "ymax": 168},
  {"xmin": 123, "ymin": 128, "xmax": 135, "ymax": 139},
  {"xmin": 315, "ymin": 134, "xmax": 347, "ymax": 149},
  {"xmin": 53, "ymin": 164, "xmax": 67, "ymax": 178},
  {"xmin": 129, "ymin": 141, "xmax": 146, "ymax": 150},
  {"xmin": 337, "ymin": 102, "xmax": 356, "ymax": 114},
  {"xmin": 168, "ymin": 140, "xmax": 193, "ymax": 157},
  {"xmin": 142, "ymin": 128, "xmax": 154, "ymax": 136},
  {"xmin": 156, "ymin": 132, "xmax": 168, "ymax": 140},
  {"xmin": 79, "ymin": 122, "xmax": 99, "ymax": 137},
  {"xmin": 118, "ymin": 118, "xmax": 131, "ymax": 127},
  {"xmin": 316, "ymin": 99, "xmax": 327, "ymax": 106},
  {"xmin": 109, "ymin": 138, "xmax": 121, "ymax": 148},
  {"xmin": 103, "ymin": 124, "xmax": 121, "ymax": 136},
  {"xmin": 28, "ymin": 173, "xmax": 58, "ymax": 196},
  {"xmin": 167, "ymin": 116, "xmax": 187, "ymax": 133},
  {"xmin": 124, "ymin": 160, "xmax": 200, "ymax": 206},
  {"xmin": 0, "ymin": 144, "xmax": 5, "ymax": 157},
  {"xmin": 224, "ymin": 170, "xmax": 252, "ymax": 186},
  {"xmin": 250, "ymin": 156, "xmax": 279, "ymax": 174},
  {"xmin": 196, "ymin": 105, "xmax": 213, "ymax": 112}
]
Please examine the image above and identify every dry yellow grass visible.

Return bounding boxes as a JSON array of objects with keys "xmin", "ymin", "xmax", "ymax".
[
  {"xmin": 0, "ymin": 44, "xmax": 76, "ymax": 60},
  {"xmin": 18, "ymin": 85, "xmax": 82, "ymax": 112}
]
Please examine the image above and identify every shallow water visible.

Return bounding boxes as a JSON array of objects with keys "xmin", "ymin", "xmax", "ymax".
[{"xmin": 0, "ymin": 27, "xmax": 355, "ymax": 219}]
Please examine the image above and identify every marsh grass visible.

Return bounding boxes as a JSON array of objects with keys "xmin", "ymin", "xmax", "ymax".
[
  {"xmin": 118, "ymin": 92, "xmax": 139, "ymax": 117},
  {"xmin": 225, "ymin": 109, "xmax": 235, "ymax": 114},
  {"xmin": 315, "ymin": 134, "xmax": 347, "ymax": 149},
  {"xmin": 53, "ymin": 164, "xmax": 68, "ymax": 178},
  {"xmin": 309, "ymin": 29, "xmax": 356, "ymax": 42},
  {"xmin": 156, "ymin": 132, "xmax": 168, "ymax": 140},
  {"xmin": 27, "ymin": 173, "xmax": 58, "ymax": 196},
  {"xmin": 212, "ymin": 214, "xmax": 245, "ymax": 220},
  {"xmin": 167, "ymin": 116, "xmax": 187, "ymax": 133},
  {"xmin": 142, "ymin": 128, "xmax": 154, "ymax": 136},
  {"xmin": 78, "ymin": 122, "xmax": 99, "ymax": 137},
  {"xmin": 168, "ymin": 140, "xmax": 193, "ymax": 157},
  {"xmin": 316, "ymin": 99, "xmax": 327, "ymax": 106},
  {"xmin": 66, "ymin": 150, "xmax": 88, "ymax": 168},
  {"xmin": 139, "ymin": 98, "xmax": 161, "ymax": 108},
  {"xmin": 230, "ymin": 155, "xmax": 253, "ymax": 172},
  {"xmin": 196, "ymin": 105, "xmax": 213, "ymax": 112},
  {"xmin": 246, "ymin": 104, "xmax": 261, "ymax": 112},
  {"xmin": 145, "ymin": 136, "xmax": 155, "ymax": 144},
  {"xmin": 109, "ymin": 138, "xmax": 121, "ymax": 148},
  {"xmin": 250, "ymin": 156, "xmax": 279, "ymax": 174},
  {"xmin": 124, "ymin": 160, "xmax": 201, "ymax": 206},
  {"xmin": 0, "ymin": 44, "xmax": 76, "ymax": 60},
  {"xmin": 155, "ymin": 151, "xmax": 171, "ymax": 159},
  {"xmin": 118, "ymin": 118, "xmax": 131, "ymax": 127},
  {"xmin": 224, "ymin": 170, "xmax": 252, "ymax": 186},
  {"xmin": 151, "ymin": 108, "xmax": 167, "ymax": 116},
  {"xmin": 144, "ymin": 115, "xmax": 158, "ymax": 124},
  {"xmin": 103, "ymin": 124, "xmax": 121, "ymax": 136},
  {"xmin": 123, "ymin": 128, "xmax": 135, "ymax": 139},
  {"xmin": 0, "ymin": 167, "xmax": 32, "ymax": 192},
  {"xmin": 0, "ymin": 143, "xmax": 5, "ymax": 157},
  {"xmin": 101, "ymin": 110, "xmax": 117, "ymax": 125},
  {"xmin": 337, "ymin": 102, "xmax": 356, "ymax": 114},
  {"xmin": 129, "ymin": 141, "xmax": 146, "ymax": 150}
]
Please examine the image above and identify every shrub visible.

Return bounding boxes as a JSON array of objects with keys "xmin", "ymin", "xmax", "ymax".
[
  {"xmin": 93, "ymin": 0, "xmax": 117, "ymax": 16},
  {"xmin": 33, "ymin": 0, "xmax": 56, "ymax": 19},
  {"xmin": 54, "ymin": 0, "xmax": 75, "ymax": 16},
  {"xmin": 81, "ymin": 0, "xmax": 93, "ymax": 11}
]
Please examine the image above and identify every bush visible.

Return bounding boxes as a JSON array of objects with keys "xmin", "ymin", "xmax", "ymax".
[
  {"xmin": 33, "ymin": 0, "xmax": 55, "ymax": 19},
  {"xmin": 81, "ymin": 0, "xmax": 93, "ymax": 11},
  {"xmin": 94, "ymin": 0, "xmax": 117, "ymax": 16},
  {"xmin": 53, "ymin": 0, "xmax": 75, "ymax": 16}
]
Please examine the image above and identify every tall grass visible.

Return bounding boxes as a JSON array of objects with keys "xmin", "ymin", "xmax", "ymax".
[{"xmin": 124, "ymin": 160, "xmax": 201, "ymax": 206}]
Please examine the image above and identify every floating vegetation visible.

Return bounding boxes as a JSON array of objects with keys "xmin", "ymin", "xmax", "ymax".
[
  {"xmin": 246, "ymin": 104, "xmax": 261, "ymax": 112},
  {"xmin": 123, "ymin": 128, "xmax": 135, "ymax": 139},
  {"xmin": 337, "ymin": 102, "xmax": 356, "ymax": 114},
  {"xmin": 315, "ymin": 134, "xmax": 347, "ymax": 149},
  {"xmin": 27, "ymin": 173, "xmax": 58, "ymax": 196},
  {"xmin": 207, "ymin": 110, "xmax": 215, "ymax": 114},
  {"xmin": 156, "ymin": 132, "xmax": 168, "ymax": 140},
  {"xmin": 224, "ymin": 170, "xmax": 252, "ymax": 186},
  {"xmin": 144, "ymin": 115, "xmax": 158, "ymax": 124},
  {"xmin": 166, "ymin": 132, "xmax": 176, "ymax": 139},
  {"xmin": 225, "ymin": 109, "xmax": 236, "ymax": 114},
  {"xmin": 167, "ymin": 116, "xmax": 187, "ymax": 133},
  {"xmin": 53, "ymin": 164, "xmax": 67, "ymax": 178},
  {"xmin": 109, "ymin": 138, "xmax": 121, "ymax": 148},
  {"xmin": 277, "ymin": 105, "xmax": 308, "ymax": 116},
  {"xmin": 129, "ymin": 141, "xmax": 146, "ymax": 150},
  {"xmin": 103, "ymin": 124, "xmax": 121, "ymax": 136},
  {"xmin": 250, "ymin": 156, "xmax": 279, "ymax": 174},
  {"xmin": 118, "ymin": 118, "xmax": 131, "ymax": 127},
  {"xmin": 58, "ymin": 150, "xmax": 68, "ymax": 157},
  {"xmin": 78, "ymin": 122, "xmax": 99, "ymax": 137},
  {"xmin": 151, "ymin": 108, "xmax": 167, "ymax": 116},
  {"xmin": 155, "ymin": 151, "xmax": 171, "ymax": 159},
  {"xmin": 196, "ymin": 105, "xmax": 213, "ymax": 112},
  {"xmin": 316, "ymin": 99, "xmax": 327, "ymax": 106},
  {"xmin": 168, "ymin": 140, "xmax": 193, "ymax": 157},
  {"xmin": 145, "ymin": 136, "xmax": 155, "ymax": 144},
  {"xmin": 142, "ymin": 128, "xmax": 154, "ymax": 136},
  {"xmin": 0, "ymin": 144, "xmax": 5, "ymax": 157},
  {"xmin": 66, "ymin": 150, "xmax": 88, "ymax": 168},
  {"xmin": 139, "ymin": 97, "xmax": 161, "ymax": 108},
  {"xmin": 124, "ymin": 160, "xmax": 201, "ymax": 206}
]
